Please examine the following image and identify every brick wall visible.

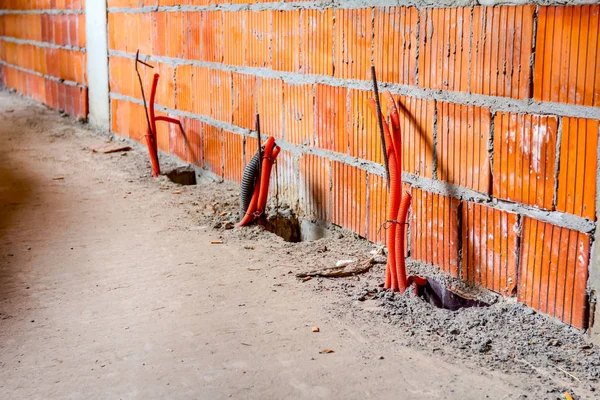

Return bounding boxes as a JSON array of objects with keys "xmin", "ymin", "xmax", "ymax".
[
  {"xmin": 0, "ymin": 0, "xmax": 88, "ymax": 118},
  {"xmin": 2, "ymin": 1, "xmax": 587, "ymax": 330}
]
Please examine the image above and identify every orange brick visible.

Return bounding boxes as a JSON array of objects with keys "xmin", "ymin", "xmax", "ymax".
[
  {"xmin": 107, "ymin": 13, "xmax": 120, "ymax": 51},
  {"xmin": 77, "ymin": 14, "xmax": 86, "ymax": 48},
  {"xmin": 397, "ymin": 95, "xmax": 435, "ymax": 178},
  {"xmin": 373, "ymin": 7, "xmax": 418, "ymax": 86},
  {"xmin": 209, "ymin": 69, "xmax": 232, "ymax": 123},
  {"xmin": 470, "ymin": 6, "xmax": 535, "ymax": 99},
  {"xmin": 185, "ymin": 118, "xmax": 203, "ymax": 167},
  {"xmin": 191, "ymin": 66, "xmax": 211, "ymax": 116},
  {"xmin": 111, "ymin": 98, "xmax": 147, "ymax": 142},
  {"xmin": 333, "ymin": 8, "xmax": 370, "ymax": 81},
  {"xmin": 246, "ymin": 10, "xmax": 271, "ymax": 68},
  {"xmin": 314, "ymin": 84, "xmax": 347, "ymax": 152},
  {"xmin": 518, "ymin": 218, "xmax": 590, "ymax": 329},
  {"xmin": 223, "ymin": 131, "xmax": 244, "ymax": 184},
  {"xmin": 331, "ymin": 161, "xmax": 367, "ymax": 236},
  {"xmin": 436, "ymin": 102, "xmax": 491, "ymax": 193},
  {"xmin": 222, "ymin": 11, "xmax": 246, "ymax": 67},
  {"xmin": 557, "ymin": 118, "xmax": 599, "ymax": 219},
  {"xmin": 123, "ymin": 14, "xmax": 138, "ymax": 53},
  {"xmin": 418, "ymin": 8, "xmax": 471, "ymax": 92},
  {"xmin": 244, "ymin": 136, "xmax": 260, "ymax": 167},
  {"xmin": 155, "ymin": 63, "xmax": 175, "ymax": 109},
  {"xmin": 165, "ymin": 114, "xmax": 186, "ymax": 160},
  {"xmin": 493, "ymin": 113, "xmax": 558, "ymax": 210},
  {"xmin": 256, "ymin": 77, "xmax": 283, "ymax": 139},
  {"xmin": 232, "ymin": 73, "xmax": 256, "ymax": 131},
  {"xmin": 283, "ymin": 83, "xmax": 313, "ymax": 146},
  {"xmin": 462, "ymin": 203, "xmax": 518, "ymax": 296},
  {"xmin": 136, "ymin": 13, "xmax": 153, "ymax": 55},
  {"xmin": 185, "ymin": 12, "xmax": 202, "ymax": 61},
  {"xmin": 166, "ymin": 12, "xmax": 185, "ymax": 59},
  {"xmin": 348, "ymin": 89, "xmax": 379, "ymax": 162},
  {"xmin": 203, "ymin": 124, "xmax": 223, "ymax": 177},
  {"xmin": 175, "ymin": 64, "xmax": 193, "ymax": 111},
  {"xmin": 202, "ymin": 11, "xmax": 223, "ymax": 63},
  {"xmin": 300, "ymin": 8, "xmax": 333, "ymax": 76},
  {"xmin": 534, "ymin": 6, "xmax": 600, "ymax": 107},
  {"xmin": 366, "ymin": 173, "xmax": 388, "ymax": 244},
  {"xmin": 410, "ymin": 188, "xmax": 460, "ymax": 277},
  {"xmin": 272, "ymin": 10, "xmax": 301, "ymax": 72},
  {"xmin": 154, "ymin": 110, "xmax": 170, "ymax": 152},
  {"xmin": 152, "ymin": 12, "xmax": 167, "ymax": 56},
  {"xmin": 299, "ymin": 154, "xmax": 330, "ymax": 222}
]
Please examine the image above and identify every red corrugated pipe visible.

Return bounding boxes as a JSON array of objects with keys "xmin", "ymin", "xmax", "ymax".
[
  {"xmin": 238, "ymin": 137, "xmax": 280, "ymax": 227},
  {"xmin": 367, "ymin": 98, "xmax": 400, "ymax": 291},
  {"xmin": 369, "ymin": 67, "xmax": 416, "ymax": 294}
]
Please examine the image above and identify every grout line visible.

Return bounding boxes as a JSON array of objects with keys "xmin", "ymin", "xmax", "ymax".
[
  {"xmin": 0, "ymin": 9, "xmax": 84, "ymax": 15},
  {"xmin": 431, "ymin": 99, "xmax": 438, "ymax": 180},
  {"xmin": 109, "ymin": 49, "xmax": 600, "ymax": 120},
  {"xmin": 552, "ymin": 116, "xmax": 564, "ymax": 210},
  {"xmin": 0, "ymin": 36, "xmax": 86, "ymax": 52},
  {"xmin": 105, "ymin": 0, "xmax": 600, "ymax": 14},
  {"xmin": 109, "ymin": 91, "xmax": 596, "ymax": 234},
  {"xmin": 0, "ymin": 60, "xmax": 87, "ymax": 88}
]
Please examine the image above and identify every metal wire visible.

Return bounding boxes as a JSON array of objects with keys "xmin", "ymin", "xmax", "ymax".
[
  {"xmin": 376, "ymin": 219, "xmax": 409, "ymax": 236},
  {"xmin": 134, "ymin": 50, "xmax": 154, "ymax": 137},
  {"xmin": 371, "ymin": 65, "xmax": 390, "ymax": 190}
]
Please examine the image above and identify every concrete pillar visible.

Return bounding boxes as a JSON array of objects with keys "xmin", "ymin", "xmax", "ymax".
[{"xmin": 85, "ymin": 0, "xmax": 110, "ymax": 129}]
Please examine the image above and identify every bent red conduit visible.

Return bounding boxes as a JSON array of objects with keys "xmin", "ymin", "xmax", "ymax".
[
  {"xmin": 238, "ymin": 137, "xmax": 279, "ymax": 227},
  {"xmin": 395, "ymin": 192, "xmax": 412, "ymax": 293},
  {"xmin": 384, "ymin": 91, "xmax": 412, "ymax": 292},
  {"xmin": 368, "ymin": 72, "xmax": 414, "ymax": 293},
  {"xmin": 256, "ymin": 146, "xmax": 281, "ymax": 215},
  {"xmin": 134, "ymin": 52, "xmax": 185, "ymax": 178},
  {"xmin": 147, "ymin": 73, "xmax": 161, "ymax": 177},
  {"xmin": 367, "ymin": 99, "xmax": 400, "ymax": 292}
]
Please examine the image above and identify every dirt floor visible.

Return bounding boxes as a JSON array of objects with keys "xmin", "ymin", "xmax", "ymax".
[{"xmin": 0, "ymin": 90, "xmax": 598, "ymax": 399}]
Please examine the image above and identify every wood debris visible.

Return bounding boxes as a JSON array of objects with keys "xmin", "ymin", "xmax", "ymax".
[
  {"xmin": 89, "ymin": 143, "xmax": 132, "ymax": 154},
  {"xmin": 296, "ymin": 257, "xmax": 376, "ymax": 278}
]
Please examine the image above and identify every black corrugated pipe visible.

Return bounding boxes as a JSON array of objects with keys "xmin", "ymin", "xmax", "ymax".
[
  {"xmin": 239, "ymin": 115, "xmax": 263, "ymax": 221},
  {"xmin": 239, "ymin": 150, "xmax": 262, "ymax": 220}
]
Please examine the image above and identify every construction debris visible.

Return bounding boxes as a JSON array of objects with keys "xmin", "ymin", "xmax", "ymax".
[
  {"xmin": 89, "ymin": 143, "xmax": 132, "ymax": 154},
  {"xmin": 296, "ymin": 258, "xmax": 377, "ymax": 279}
]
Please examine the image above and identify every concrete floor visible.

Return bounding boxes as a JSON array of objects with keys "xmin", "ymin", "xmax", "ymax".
[{"xmin": 0, "ymin": 92, "xmax": 542, "ymax": 399}]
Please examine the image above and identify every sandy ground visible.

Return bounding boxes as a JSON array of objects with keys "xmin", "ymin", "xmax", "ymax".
[{"xmin": 0, "ymin": 91, "xmax": 597, "ymax": 399}]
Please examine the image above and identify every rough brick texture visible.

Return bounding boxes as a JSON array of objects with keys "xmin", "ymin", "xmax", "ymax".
[
  {"xmin": 8, "ymin": 2, "xmax": 588, "ymax": 329},
  {"xmin": 0, "ymin": 2, "xmax": 87, "ymax": 118}
]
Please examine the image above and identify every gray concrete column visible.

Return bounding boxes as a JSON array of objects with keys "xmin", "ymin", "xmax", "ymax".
[{"xmin": 85, "ymin": 0, "xmax": 110, "ymax": 129}]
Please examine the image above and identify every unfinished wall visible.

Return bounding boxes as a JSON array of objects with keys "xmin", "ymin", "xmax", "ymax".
[
  {"xmin": 0, "ymin": 0, "xmax": 88, "ymax": 118},
  {"xmin": 104, "ymin": 2, "xmax": 600, "ymax": 330}
]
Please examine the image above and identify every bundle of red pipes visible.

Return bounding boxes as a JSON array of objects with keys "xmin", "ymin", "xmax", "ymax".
[
  {"xmin": 238, "ymin": 136, "xmax": 281, "ymax": 227},
  {"xmin": 367, "ymin": 93, "xmax": 412, "ymax": 293}
]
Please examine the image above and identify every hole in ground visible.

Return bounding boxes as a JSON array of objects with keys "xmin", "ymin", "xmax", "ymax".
[
  {"xmin": 166, "ymin": 167, "xmax": 196, "ymax": 185},
  {"xmin": 417, "ymin": 278, "xmax": 490, "ymax": 311},
  {"xmin": 259, "ymin": 212, "xmax": 330, "ymax": 243}
]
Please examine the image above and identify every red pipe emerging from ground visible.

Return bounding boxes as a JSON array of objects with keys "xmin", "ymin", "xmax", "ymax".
[
  {"xmin": 256, "ymin": 146, "xmax": 281, "ymax": 215},
  {"xmin": 368, "ymin": 84, "xmax": 414, "ymax": 293},
  {"xmin": 134, "ymin": 54, "xmax": 185, "ymax": 178},
  {"xmin": 238, "ymin": 137, "xmax": 278, "ymax": 227},
  {"xmin": 395, "ymin": 191, "xmax": 412, "ymax": 292},
  {"xmin": 367, "ymin": 99, "xmax": 400, "ymax": 291}
]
